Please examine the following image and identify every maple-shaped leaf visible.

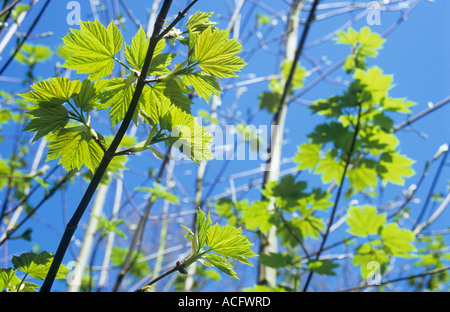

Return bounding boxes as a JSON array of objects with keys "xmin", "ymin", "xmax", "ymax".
[
  {"xmin": 46, "ymin": 126, "xmax": 105, "ymax": 172},
  {"xmin": 167, "ymin": 105, "xmax": 214, "ymax": 164},
  {"xmin": 353, "ymin": 243, "xmax": 389, "ymax": 279},
  {"xmin": 346, "ymin": 205, "xmax": 386, "ymax": 237},
  {"xmin": 24, "ymin": 105, "xmax": 69, "ymax": 142},
  {"xmin": 182, "ymin": 72, "xmax": 221, "ymax": 103},
  {"xmin": 96, "ymin": 77, "xmax": 138, "ymax": 126},
  {"xmin": 294, "ymin": 142, "xmax": 321, "ymax": 172},
  {"xmin": 62, "ymin": 20, "xmax": 123, "ymax": 80},
  {"xmin": 377, "ymin": 151, "xmax": 415, "ymax": 185},
  {"xmin": 380, "ymin": 223, "xmax": 416, "ymax": 256},
  {"xmin": 195, "ymin": 27, "xmax": 246, "ymax": 78},
  {"xmin": 20, "ymin": 77, "xmax": 82, "ymax": 107}
]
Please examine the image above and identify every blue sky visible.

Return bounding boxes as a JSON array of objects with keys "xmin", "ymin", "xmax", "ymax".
[{"xmin": 0, "ymin": 0, "xmax": 449, "ymax": 291}]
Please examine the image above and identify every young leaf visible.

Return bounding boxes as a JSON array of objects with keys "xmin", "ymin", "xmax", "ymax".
[
  {"xmin": 24, "ymin": 105, "xmax": 69, "ymax": 142},
  {"xmin": 353, "ymin": 243, "xmax": 389, "ymax": 279},
  {"xmin": 380, "ymin": 223, "xmax": 416, "ymax": 256},
  {"xmin": 240, "ymin": 200, "xmax": 272, "ymax": 232},
  {"xmin": 125, "ymin": 26, "xmax": 149, "ymax": 71},
  {"xmin": 20, "ymin": 77, "xmax": 82, "ymax": 107},
  {"xmin": 206, "ymin": 223, "xmax": 257, "ymax": 265},
  {"xmin": 182, "ymin": 72, "xmax": 221, "ymax": 103},
  {"xmin": 46, "ymin": 126, "xmax": 105, "ymax": 172},
  {"xmin": 201, "ymin": 253, "xmax": 238, "ymax": 279},
  {"xmin": 63, "ymin": 20, "xmax": 123, "ymax": 80},
  {"xmin": 195, "ymin": 27, "xmax": 246, "ymax": 78},
  {"xmin": 95, "ymin": 78, "xmax": 137, "ymax": 126},
  {"xmin": 186, "ymin": 11, "xmax": 217, "ymax": 34},
  {"xmin": 307, "ymin": 259, "xmax": 340, "ymax": 276},
  {"xmin": 346, "ymin": 205, "xmax": 386, "ymax": 237},
  {"xmin": 11, "ymin": 251, "xmax": 69, "ymax": 280},
  {"xmin": 136, "ymin": 182, "xmax": 179, "ymax": 204},
  {"xmin": 294, "ymin": 142, "xmax": 321, "ymax": 171}
]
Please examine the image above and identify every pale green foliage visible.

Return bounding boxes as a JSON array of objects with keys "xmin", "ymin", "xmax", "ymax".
[
  {"xmin": 181, "ymin": 209, "xmax": 257, "ymax": 279},
  {"xmin": 0, "ymin": 251, "xmax": 69, "ymax": 292},
  {"xmin": 22, "ymin": 12, "xmax": 245, "ymax": 172}
]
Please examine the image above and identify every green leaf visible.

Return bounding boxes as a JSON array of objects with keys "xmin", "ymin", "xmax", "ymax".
[
  {"xmin": 240, "ymin": 200, "xmax": 272, "ymax": 232},
  {"xmin": 183, "ymin": 72, "xmax": 221, "ymax": 103},
  {"xmin": 294, "ymin": 142, "xmax": 321, "ymax": 171},
  {"xmin": 206, "ymin": 223, "xmax": 257, "ymax": 265},
  {"xmin": 346, "ymin": 205, "xmax": 386, "ymax": 237},
  {"xmin": 196, "ymin": 209, "xmax": 212, "ymax": 251},
  {"xmin": 195, "ymin": 27, "xmax": 246, "ymax": 78},
  {"xmin": 0, "ymin": 268, "xmax": 21, "ymax": 292},
  {"xmin": 150, "ymin": 52, "xmax": 177, "ymax": 76},
  {"xmin": 258, "ymin": 91, "xmax": 280, "ymax": 114},
  {"xmin": 186, "ymin": 11, "xmax": 217, "ymax": 34},
  {"xmin": 20, "ymin": 77, "xmax": 82, "ymax": 107},
  {"xmin": 24, "ymin": 105, "xmax": 69, "ymax": 142},
  {"xmin": 46, "ymin": 126, "xmax": 105, "ymax": 172},
  {"xmin": 125, "ymin": 26, "xmax": 149, "ymax": 71},
  {"xmin": 262, "ymin": 175, "xmax": 307, "ymax": 210},
  {"xmin": 314, "ymin": 150, "xmax": 345, "ymax": 184},
  {"xmin": 307, "ymin": 259, "xmax": 339, "ymax": 276},
  {"xmin": 96, "ymin": 78, "xmax": 137, "ymax": 126},
  {"xmin": 168, "ymin": 105, "xmax": 214, "ymax": 164},
  {"xmin": 353, "ymin": 243, "xmax": 389, "ymax": 279},
  {"xmin": 15, "ymin": 43, "xmax": 52, "ymax": 65},
  {"xmin": 380, "ymin": 223, "xmax": 416, "ymax": 256},
  {"xmin": 136, "ymin": 182, "xmax": 179, "ymax": 204},
  {"xmin": 347, "ymin": 162, "xmax": 378, "ymax": 192},
  {"xmin": 63, "ymin": 20, "xmax": 123, "ymax": 80},
  {"xmin": 73, "ymin": 79, "xmax": 102, "ymax": 112},
  {"xmin": 260, "ymin": 252, "xmax": 294, "ymax": 269},
  {"xmin": 377, "ymin": 151, "xmax": 415, "ymax": 185},
  {"xmin": 201, "ymin": 253, "xmax": 238, "ymax": 279},
  {"xmin": 11, "ymin": 251, "xmax": 69, "ymax": 280}
]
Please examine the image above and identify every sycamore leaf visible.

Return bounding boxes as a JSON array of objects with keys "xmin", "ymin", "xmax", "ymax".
[
  {"xmin": 314, "ymin": 150, "xmax": 345, "ymax": 185},
  {"xmin": 96, "ymin": 78, "xmax": 137, "ymax": 126},
  {"xmin": 307, "ymin": 259, "xmax": 340, "ymax": 276},
  {"xmin": 20, "ymin": 77, "xmax": 82, "ymax": 107},
  {"xmin": 125, "ymin": 26, "xmax": 148, "ymax": 70},
  {"xmin": 262, "ymin": 175, "xmax": 307, "ymax": 210},
  {"xmin": 0, "ymin": 268, "xmax": 21, "ymax": 292},
  {"xmin": 380, "ymin": 223, "xmax": 416, "ymax": 256},
  {"xmin": 15, "ymin": 43, "xmax": 52, "ymax": 65},
  {"xmin": 63, "ymin": 20, "xmax": 123, "ymax": 80},
  {"xmin": 196, "ymin": 209, "xmax": 212, "ymax": 251},
  {"xmin": 46, "ymin": 126, "xmax": 104, "ymax": 172},
  {"xmin": 168, "ymin": 105, "xmax": 214, "ymax": 164},
  {"xmin": 24, "ymin": 106, "xmax": 69, "ymax": 142},
  {"xmin": 186, "ymin": 11, "xmax": 217, "ymax": 34},
  {"xmin": 195, "ymin": 27, "xmax": 246, "ymax": 78},
  {"xmin": 136, "ymin": 182, "xmax": 179, "ymax": 204},
  {"xmin": 381, "ymin": 97, "xmax": 415, "ymax": 114},
  {"xmin": 201, "ymin": 253, "xmax": 238, "ymax": 279},
  {"xmin": 347, "ymin": 162, "xmax": 378, "ymax": 192},
  {"xmin": 260, "ymin": 252, "xmax": 294, "ymax": 269},
  {"xmin": 294, "ymin": 142, "xmax": 321, "ymax": 171},
  {"xmin": 12, "ymin": 251, "xmax": 69, "ymax": 280},
  {"xmin": 353, "ymin": 243, "xmax": 389, "ymax": 279},
  {"xmin": 182, "ymin": 72, "xmax": 221, "ymax": 103},
  {"xmin": 377, "ymin": 151, "xmax": 415, "ymax": 185},
  {"xmin": 346, "ymin": 205, "xmax": 386, "ymax": 237},
  {"xmin": 258, "ymin": 91, "xmax": 280, "ymax": 114},
  {"xmin": 206, "ymin": 223, "xmax": 257, "ymax": 265},
  {"xmin": 148, "ymin": 52, "xmax": 176, "ymax": 76},
  {"xmin": 73, "ymin": 79, "xmax": 102, "ymax": 112},
  {"xmin": 240, "ymin": 200, "xmax": 272, "ymax": 232}
]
